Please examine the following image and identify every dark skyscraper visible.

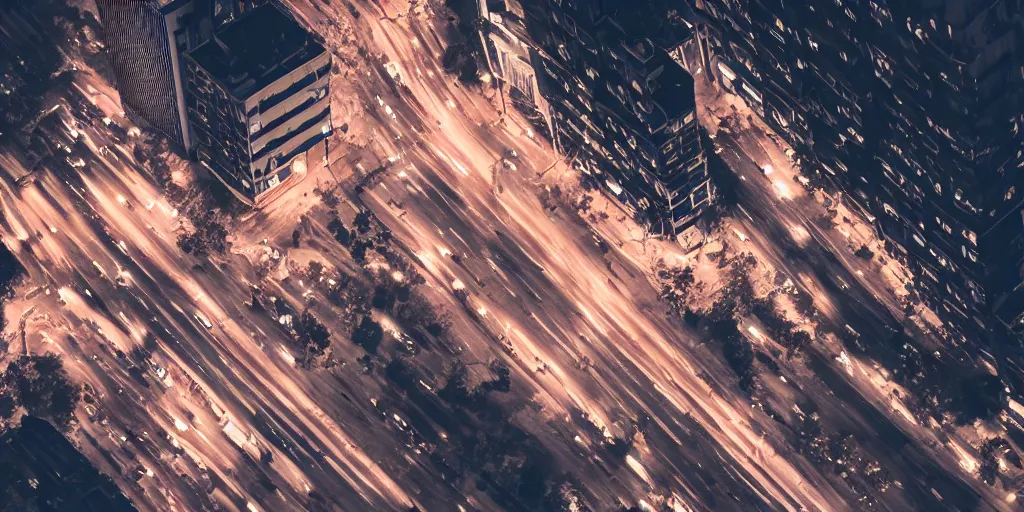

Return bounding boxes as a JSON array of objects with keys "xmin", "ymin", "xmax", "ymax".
[
  {"xmin": 687, "ymin": 0, "xmax": 1024, "ymax": 346},
  {"xmin": 479, "ymin": 0, "xmax": 716, "ymax": 238}
]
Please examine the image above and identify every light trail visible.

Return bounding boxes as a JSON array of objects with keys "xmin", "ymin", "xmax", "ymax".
[{"xmin": 0, "ymin": 1, "xmax": 1008, "ymax": 510}]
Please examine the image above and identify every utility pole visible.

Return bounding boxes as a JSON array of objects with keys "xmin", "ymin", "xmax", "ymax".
[{"xmin": 497, "ymin": 78, "xmax": 508, "ymax": 118}]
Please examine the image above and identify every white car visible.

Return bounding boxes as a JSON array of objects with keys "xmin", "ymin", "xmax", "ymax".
[{"xmin": 194, "ymin": 311, "xmax": 214, "ymax": 330}]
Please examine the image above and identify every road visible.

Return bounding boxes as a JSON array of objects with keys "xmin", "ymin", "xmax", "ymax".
[{"xmin": 0, "ymin": 0, "xmax": 1010, "ymax": 510}]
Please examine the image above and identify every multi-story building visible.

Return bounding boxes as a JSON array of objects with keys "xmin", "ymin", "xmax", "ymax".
[
  {"xmin": 475, "ymin": 0, "xmax": 553, "ymax": 138},
  {"xmin": 94, "ymin": 0, "xmax": 266, "ymax": 150},
  {"xmin": 480, "ymin": 0, "xmax": 715, "ymax": 237},
  {"xmin": 95, "ymin": 0, "xmax": 197, "ymax": 148},
  {"xmin": 183, "ymin": 3, "xmax": 331, "ymax": 204},
  {"xmin": 685, "ymin": 0, "xmax": 1024, "ymax": 347}
]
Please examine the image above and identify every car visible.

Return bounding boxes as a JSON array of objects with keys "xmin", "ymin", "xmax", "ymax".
[{"xmin": 193, "ymin": 310, "xmax": 214, "ymax": 330}]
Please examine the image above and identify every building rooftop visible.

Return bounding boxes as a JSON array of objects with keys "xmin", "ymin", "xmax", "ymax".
[
  {"xmin": 647, "ymin": 51, "xmax": 696, "ymax": 124},
  {"xmin": 595, "ymin": 18, "xmax": 696, "ymax": 133},
  {"xmin": 187, "ymin": 3, "xmax": 325, "ymax": 99}
]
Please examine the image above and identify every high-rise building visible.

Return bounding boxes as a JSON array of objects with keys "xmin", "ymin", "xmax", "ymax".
[
  {"xmin": 686, "ymin": 0, "xmax": 1024, "ymax": 347},
  {"xmin": 95, "ymin": 0, "xmax": 197, "ymax": 148},
  {"xmin": 479, "ymin": 0, "xmax": 715, "ymax": 237},
  {"xmin": 183, "ymin": 3, "xmax": 331, "ymax": 204},
  {"xmin": 94, "ymin": 0, "xmax": 266, "ymax": 151}
]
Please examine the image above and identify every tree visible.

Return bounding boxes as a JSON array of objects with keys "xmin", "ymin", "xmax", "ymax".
[
  {"xmin": 3, "ymin": 354, "xmax": 80, "ymax": 430},
  {"xmin": 956, "ymin": 373, "xmax": 1004, "ymax": 424},
  {"xmin": 372, "ymin": 285, "xmax": 397, "ymax": 311},
  {"xmin": 292, "ymin": 229, "xmax": 301, "ymax": 248},
  {"xmin": 353, "ymin": 210, "xmax": 373, "ymax": 234},
  {"xmin": 788, "ymin": 330, "xmax": 813, "ymax": 357},
  {"xmin": 178, "ymin": 215, "xmax": 229, "ymax": 257},
  {"xmin": 441, "ymin": 43, "xmax": 480, "ymax": 84},
  {"xmin": 350, "ymin": 238, "xmax": 373, "ymax": 263},
  {"xmin": 710, "ymin": 319, "xmax": 757, "ymax": 392},
  {"xmin": 352, "ymin": 316, "xmax": 384, "ymax": 354},
  {"xmin": 293, "ymin": 310, "xmax": 331, "ymax": 359},
  {"xmin": 328, "ymin": 217, "xmax": 351, "ymax": 246},
  {"xmin": 658, "ymin": 265, "xmax": 696, "ymax": 316},
  {"xmin": 439, "ymin": 360, "xmax": 472, "ymax": 405},
  {"xmin": 0, "ymin": 374, "xmax": 17, "ymax": 421},
  {"xmin": 979, "ymin": 437, "xmax": 1018, "ymax": 486},
  {"xmin": 542, "ymin": 475, "xmax": 590, "ymax": 512},
  {"xmin": 481, "ymin": 360, "xmax": 511, "ymax": 393}
]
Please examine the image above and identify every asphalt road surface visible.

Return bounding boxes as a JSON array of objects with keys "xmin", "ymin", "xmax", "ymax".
[{"xmin": 0, "ymin": 1, "xmax": 1010, "ymax": 510}]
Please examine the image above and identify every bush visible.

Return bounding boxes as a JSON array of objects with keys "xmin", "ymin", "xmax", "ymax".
[{"xmin": 854, "ymin": 245, "xmax": 874, "ymax": 260}]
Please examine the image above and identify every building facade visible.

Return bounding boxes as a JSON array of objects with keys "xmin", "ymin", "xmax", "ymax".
[
  {"xmin": 480, "ymin": 0, "xmax": 716, "ymax": 237},
  {"xmin": 95, "ymin": 0, "xmax": 195, "ymax": 148},
  {"xmin": 184, "ymin": 3, "xmax": 331, "ymax": 204},
  {"xmin": 686, "ymin": 0, "xmax": 1024, "ymax": 347},
  {"xmin": 94, "ymin": 0, "xmax": 267, "ymax": 151}
]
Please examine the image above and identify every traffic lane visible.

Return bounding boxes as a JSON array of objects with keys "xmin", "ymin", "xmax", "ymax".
[
  {"xmin": 4, "ymin": 118, "xmax": 425, "ymax": 509},
  {"xmin": 717, "ymin": 134, "xmax": 900, "ymax": 340},
  {"xmin": 724, "ymin": 127, "xmax": 903, "ymax": 318},
  {"xmin": 363, "ymin": 143, "xmax": 845, "ymax": 509},
  {"xmin": 20, "ymin": 178, "xmax": 363, "ymax": 508},
  {"xmin": 715, "ymin": 124, "xmax": 990, "ymax": 507},
  {"xmin": 804, "ymin": 352, "xmax": 983, "ymax": 510},
  {"xmin": 364, "ymin": 180, "xmax": 800, "ymax": 510}
]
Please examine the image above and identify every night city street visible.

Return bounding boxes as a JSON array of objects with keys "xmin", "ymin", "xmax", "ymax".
[{"xmin": 2, "ymin": 0, "xmax": 1024, "ymax": 510}]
